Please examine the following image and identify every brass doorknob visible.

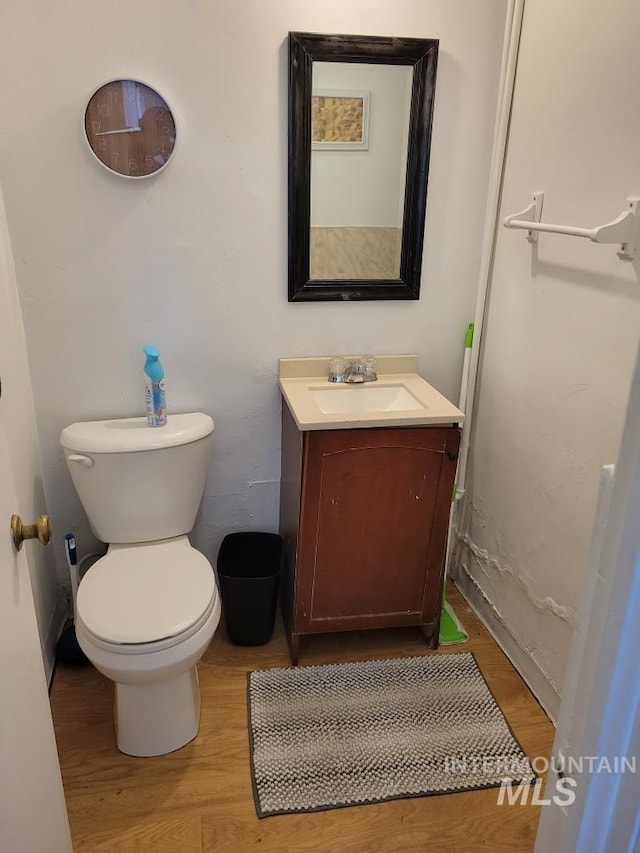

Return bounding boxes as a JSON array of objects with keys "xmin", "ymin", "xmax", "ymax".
[{"xmin": 10, "ymin": 514, "xmax": 52, "ymax": 551}]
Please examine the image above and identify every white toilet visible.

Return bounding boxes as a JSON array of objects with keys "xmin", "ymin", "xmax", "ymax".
[{"xmin": 60, "ymin": 412, "xmax": 221, "ymax": 757}]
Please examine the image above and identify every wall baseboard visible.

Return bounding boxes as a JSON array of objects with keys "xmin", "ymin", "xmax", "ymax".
[
  {"xmin": 42, "ymin": 593, "xmax": 69, "ymax": 685},
  {"xmin": 453, "ymin": 569, "xmax": 561, "ymax": 724}
]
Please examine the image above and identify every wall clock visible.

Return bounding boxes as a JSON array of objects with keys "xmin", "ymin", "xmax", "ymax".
[{"xmin": 84, "ymin": 79, "xmax": 177, "ymax": 178}]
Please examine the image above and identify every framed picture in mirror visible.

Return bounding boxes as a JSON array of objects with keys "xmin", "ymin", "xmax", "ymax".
[
  {"xmin": 312, "ymin": 90, "xmax": 370, "ymax": 150},
  {"xmin": 288, "ymin": 32, "xmax": 439, "ymax": 302}
]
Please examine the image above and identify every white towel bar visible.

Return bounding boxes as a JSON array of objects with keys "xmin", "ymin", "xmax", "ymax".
[{"xmin": 503, "ymin": 193, "xmax": 639, "ymax": 267}]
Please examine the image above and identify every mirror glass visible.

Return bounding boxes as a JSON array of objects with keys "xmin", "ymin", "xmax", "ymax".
[
  {"xmin": 288, "ymin": 32, "xmax": 439, "ymax": 302},
  {"xmin": 310, "ymin": 62, "xmax": 413, "ymax": 281}
]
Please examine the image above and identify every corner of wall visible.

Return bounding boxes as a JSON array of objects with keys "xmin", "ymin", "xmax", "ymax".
[
  {"xmin": 451, "ymin": 536, "xmax": 563, "ymax": 723},
  {"xmin": 42, "ymin": 592, "xmax": 69, "ymax": 685}
]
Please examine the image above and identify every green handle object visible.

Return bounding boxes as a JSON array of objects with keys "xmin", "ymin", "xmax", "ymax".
[
  {"xmin": 451, "ymin": 322, "xmax": 474, "ymax": 499},
  {"xmin": 465, "ymin": 322, "xmax": 474, "ymax": 349}
]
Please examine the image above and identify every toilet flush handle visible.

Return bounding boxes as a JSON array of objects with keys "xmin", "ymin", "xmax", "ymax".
[{"xmin": 68, "ymin": 453, "xmax": 94, "ymax": 468}]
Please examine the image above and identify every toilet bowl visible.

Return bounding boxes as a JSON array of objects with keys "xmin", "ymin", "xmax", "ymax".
[
  {"xmin": 75, "ymin": 536, "xmax": 221, "ymax": 756},
  {"xmin": 60, "ymin": 413, "xmax": 219, "ymax": 757}
]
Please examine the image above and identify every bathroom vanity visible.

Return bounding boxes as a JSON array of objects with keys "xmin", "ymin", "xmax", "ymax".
[{"xmin": 279, "ymin": 356, "xmax": 463, "ymax": 664}]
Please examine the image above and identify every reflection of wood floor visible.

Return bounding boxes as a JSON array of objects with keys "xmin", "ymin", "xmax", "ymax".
[
  {"xmin": 50, "ymin": 583, "xmax": 554, "ymax": 852},
  {"xmin": 310, "ymin": 226, "xmax": 401, "ymax": 279}
]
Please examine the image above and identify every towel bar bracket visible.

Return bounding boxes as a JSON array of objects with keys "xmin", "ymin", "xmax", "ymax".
[
  {"xmin": 617, "ymin": 198, "xmax": 639, "ymax": 263},
  {"xmin": 504, "ymin": 191, "xmax": 545, "ymax": 243}
]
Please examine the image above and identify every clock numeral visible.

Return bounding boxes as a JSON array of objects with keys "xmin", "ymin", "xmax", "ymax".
[
  {"xmin": 161, "ymin": 126, "xmax": 172, "ymax": 139},
  {"xmin": 112, "ymin": 151, "xmax": 120, "ymax": 164},
  {"xmin": 92, "ymin": 121, "xmax": 101, "ymax": 134},
  {"xmin": 144, "ymin": 156, "xmax": 154, "ymax": 168},
  {"xmin": 98, "ymin": 102, "xmax": 110, "ymax": 117},
  {"xmin": 98, "ymin": 140, "xmax": 108, "ymax": 151},
  {"xmin": 155, "ymin": 108, "xmax": 165, "ymax": 120}
]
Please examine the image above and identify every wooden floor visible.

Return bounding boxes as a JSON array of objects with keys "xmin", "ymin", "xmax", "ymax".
[{"xmin": 50, "ymin": 585, "xmax": 555, "ymax": 852}]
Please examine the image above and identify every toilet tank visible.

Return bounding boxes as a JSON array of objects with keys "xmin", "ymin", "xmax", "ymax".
[{"xmin": 60, "ymin": 413, "xmax": 214, "ymax": 544}]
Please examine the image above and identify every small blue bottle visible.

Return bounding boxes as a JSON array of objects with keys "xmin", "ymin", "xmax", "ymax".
[{"xmin": 143, "ymin": 345, "xmax": 167, "ymax": 427}]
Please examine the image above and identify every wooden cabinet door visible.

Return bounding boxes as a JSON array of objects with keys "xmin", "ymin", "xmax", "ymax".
[{"xmin": 295, "ymin": 427, "xmax": 459, "ymax": 634}]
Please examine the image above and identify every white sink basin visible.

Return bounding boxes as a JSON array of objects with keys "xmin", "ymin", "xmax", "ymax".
[
  {"xmin": 310, "ymin": 385, "xmax": 425, "ymax": 415},
  {"xmin": 279, "ymin": 356, "xmax": 464, "ymax": 431}
]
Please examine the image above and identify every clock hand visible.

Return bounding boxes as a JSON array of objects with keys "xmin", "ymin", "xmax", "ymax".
[{"xmin": 94, "ymin": 127, "xmax": 142, "ymax": 136}]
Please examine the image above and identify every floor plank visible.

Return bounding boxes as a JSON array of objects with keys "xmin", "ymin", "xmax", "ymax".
[{"xmin": 50, "ymin": 585, "xmax": 555, "ymax": 852}]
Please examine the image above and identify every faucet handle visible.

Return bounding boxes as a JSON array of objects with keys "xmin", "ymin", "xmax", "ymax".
[
  {"xmin": 362, "ymin": 356, "xmax": 377, "ymax": 381},
  {"xmin": 328, "ymin": 356, "xmax": 346, "ymax": 383}
]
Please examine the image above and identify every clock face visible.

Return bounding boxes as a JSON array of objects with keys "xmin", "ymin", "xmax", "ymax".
[{"xmin": 84, "ymin": 80, "xmax": 177, "ymax": 178}]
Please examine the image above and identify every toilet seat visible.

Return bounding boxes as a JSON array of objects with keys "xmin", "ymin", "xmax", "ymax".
[{"xmin": 77, "ymin": 537, "xmax": 217, "ymax": 650}]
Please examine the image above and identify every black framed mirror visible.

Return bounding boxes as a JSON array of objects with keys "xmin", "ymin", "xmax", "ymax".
[{"xmin": 288, "ymin": 32, "xmax": 439, "ymax": 302}]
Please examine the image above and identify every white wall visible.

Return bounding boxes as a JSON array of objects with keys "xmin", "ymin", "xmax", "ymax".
[
  {"xmin": 0, "ymin": 0, "xmax": 506, "ymax": 586},
  {"xmin": 311, "ymin": 63, "xmax": 412, "ymax": 227},
  {"xmin": 454, "ymin": 0, "xmax": 640, "ymax": 720}
]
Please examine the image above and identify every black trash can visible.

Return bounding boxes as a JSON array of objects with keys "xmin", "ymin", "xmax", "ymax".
[{"xmin": 217, "ymin": 532, "xmax": 283, "ymax": 646}]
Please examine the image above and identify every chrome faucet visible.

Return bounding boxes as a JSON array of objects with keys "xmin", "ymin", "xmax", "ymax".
[
  {"xmin": 343, "ymin": 361, "xmax": 367, "ymax": 383},
  {"xmin": 328, "ymin": 357, "xmax": 377, "ymax": 384}
]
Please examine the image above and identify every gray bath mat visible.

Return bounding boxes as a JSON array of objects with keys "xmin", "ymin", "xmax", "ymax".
[{"xmin": 247, "ymin": 652, "xmax": 535, "ymax": 817}]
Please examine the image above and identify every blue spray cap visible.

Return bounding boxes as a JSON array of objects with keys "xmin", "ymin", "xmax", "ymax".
[
  {"xmin": 143, "ymin": 345, "xmax": 164, "ymax": 380},
  {"xmin": 143, "ymin": 344, "xmax": 160, "ymax": 361}
]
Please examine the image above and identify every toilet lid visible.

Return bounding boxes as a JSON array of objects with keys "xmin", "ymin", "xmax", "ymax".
[{"xmin": 77, "ymin": 540, "xmax": 216, "ymax": 645}]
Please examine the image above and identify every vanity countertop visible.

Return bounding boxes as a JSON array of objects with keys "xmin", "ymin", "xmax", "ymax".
[{"xmin": 279, "ymin": 355, "xmax": 465, "ymax": 431}]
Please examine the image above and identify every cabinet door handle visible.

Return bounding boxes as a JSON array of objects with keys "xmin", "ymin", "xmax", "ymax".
[{"xmin": 447, "ymin": 450, "xmax": 459, "ymax": 461}]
